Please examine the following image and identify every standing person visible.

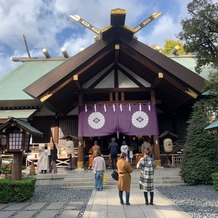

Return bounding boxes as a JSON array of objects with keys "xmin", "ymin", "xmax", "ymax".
[
  {"xmin": 108, "ymin": 137, "xmax": 119, "ymax": 169},
  {"xmin": 120, "ymin": 141, "xmax": 129, "ymax": 162},
  {"xmin": 89, "ymin": 140, "xmax": 100, "ymax": 158},
  {"xmin": 37, "ymin": 145, "xmax": 49, "ymax": 174},
  {"xmin": 92, "ymin": 150, "xmax": 106, "ymax": 191},
  {"xmin": 49, "ymin": 144, "xmax": 58, "ymax": 173},
  {"xmin": 117, "ymin": 152, "xmax": 133, "ymax": 205},
  {"xmin": 136, "ymin": 148, "xmax": 155, "ymax": 205},
  {"xmin": 89, "ymin": 140, "xmax": 100, "ymax": 169},
  {"xmin": 141, "ymin": 138, "xmax": 152, "ymax": 155}
]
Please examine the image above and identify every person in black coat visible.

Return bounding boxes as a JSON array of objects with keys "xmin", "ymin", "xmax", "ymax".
[{"xmin": 49, "ymin": 144, "xmax": 58, "ymax": 173}]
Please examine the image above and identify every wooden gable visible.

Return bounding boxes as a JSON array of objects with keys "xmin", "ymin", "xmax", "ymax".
[{"xmin": 24, "ymin": 9, "xmax": 205, "ymax": 115}]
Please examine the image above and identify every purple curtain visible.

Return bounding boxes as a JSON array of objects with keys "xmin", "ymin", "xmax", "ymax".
[{"xmin": 78, "ymin": 104, "xmax": 159, "ymax": 137}]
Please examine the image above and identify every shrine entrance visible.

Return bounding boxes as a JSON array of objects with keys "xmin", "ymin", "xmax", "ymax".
[
  {"xmin": 84, "ymin": 133, "xmax": 151, "ymax": 169},
  {"xmin": 99, "ymin": 134, "xmax": 143, "ymax": 155}
]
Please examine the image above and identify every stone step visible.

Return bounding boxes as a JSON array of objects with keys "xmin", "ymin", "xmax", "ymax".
[
  {"xmin": 62, "ymin": 178, "xmax": 184, "ymax": 186},
  {"xmin": 62, "ymin": 168, "xmax": 184, "ymax": 188},
  {"xmin": 30, "ymin": 167, "xmax": 185, "ymax": 187}
]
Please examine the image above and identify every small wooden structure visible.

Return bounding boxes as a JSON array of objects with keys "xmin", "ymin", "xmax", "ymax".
[{"xmin": 0, "ymin": 118, "xmax": 42, "ymax": 180}]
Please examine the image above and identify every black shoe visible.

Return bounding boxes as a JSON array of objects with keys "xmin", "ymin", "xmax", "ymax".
[
  {"xmin": 126, "ymin": 203, "xmax": 131, "ymax": 205},
  {"xmin": 146, "ymin": 202, "xmax": 149, "ymax": 205},
  {"xmin": 150, "ymin": 202, "xmax": 154, "ymax": 205},
  {"xmin": 120, "ymin": 201, "xmax": 124, "ymax": 205}
]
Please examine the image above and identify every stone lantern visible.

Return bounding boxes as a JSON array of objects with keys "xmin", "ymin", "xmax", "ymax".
[{"xmin": 0, "ymin": 117, "xmax": 43, "ymax": 180}]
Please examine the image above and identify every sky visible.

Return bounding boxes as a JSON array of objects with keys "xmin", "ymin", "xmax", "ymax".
[{"xmin": 0, "ymin": 0, "xmax": 194, "ymax": 78}]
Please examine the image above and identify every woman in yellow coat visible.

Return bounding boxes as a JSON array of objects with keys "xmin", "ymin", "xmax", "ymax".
[{"xmin": 116, "ymin": 152, "xmax": 133, "ymax": 205}]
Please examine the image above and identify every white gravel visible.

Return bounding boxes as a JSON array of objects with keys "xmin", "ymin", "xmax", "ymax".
[{"xmin": 156, "ymin": 185, "xmax": 218, "ymax": 218}]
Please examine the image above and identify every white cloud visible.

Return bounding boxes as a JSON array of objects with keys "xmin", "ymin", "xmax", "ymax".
[
  {"xmin": 0, "ymin": 0, "xmax": 198, "ymax": 78},
  {"xmin": 62, "ymin": 30, "xmax": 94, "ymax": 56},
  {"xmin": 138, "ymin": 13, "xmax": 182, "ymax": 46}
]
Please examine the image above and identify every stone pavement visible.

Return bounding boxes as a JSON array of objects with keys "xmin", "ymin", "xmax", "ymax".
[
  {"xmin": 0, "ymin": 168, "xmax": 191, "ymax": 218},
  {"xmin": 83, "ymin": 187, "xmax": 191, "ymax": 218},
  {"xmin": 0, "ymin": 187, "xmax": 191, "ymax": 218}
]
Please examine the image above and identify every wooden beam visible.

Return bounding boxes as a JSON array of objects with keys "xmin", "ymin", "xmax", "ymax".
[
  {"xmin": 111, "ymin": 9, "xmax": 126, "ymax": 26},
  {"xmin": 151, "ymin": 72, "xmax": 163, "ymax": 89},
  {"xmin": 11, "ymin": 57, "xmax": 67, "ymax": 62},
  {"xmin": 114, "ymin": 67, "xmax": 119, "ymax": 88},
  {"xmin": 72, "ymin": 99, "xmax": 161, "ymax": 106},
  {"xmin": 73, "ymin": 75, "xmax": 81, "ymax": 90},
  {"xmin": 114, "ymin": 44, "xmax": 120, "ymax": 64},
  {"xmin": 115, "ymin": 92, "xmax": 119, "ymax": 101},
  {"xmin": 121, "ymin": 92, "xmax": 125, "ymax": 101},
  {"xmin": 81, "ymin": 87, "xmax": 151, "ymax": 93},
  {"xmin": 109, "ymin": 92, "xmax": 113, "ymax": 101},
  {"xmin": 78, "ymin": 93, "xmax": 83, "ymax": 105},
  {"xmin": 151, "ymin": 90, "xmax": 156, "ymax": 104},
  {"xmin": 44, "ymin": 49, "xmax": 113, "ymax": 97}
]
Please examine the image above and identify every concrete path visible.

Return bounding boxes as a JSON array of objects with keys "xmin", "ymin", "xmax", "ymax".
[
  {"xmin": 83, "ymin": 187, "xmax": 191, "ymax": 218},
  {"xmin": 0, "ymin": 168, "xmax": 191, "ymax": 218},
  {"xmin": 0, "ymin": 186, "xmax": 191, "ymax": 218}
]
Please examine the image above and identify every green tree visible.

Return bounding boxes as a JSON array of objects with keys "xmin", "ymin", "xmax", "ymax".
[
  {"xmin": 205, "ymin": 70, "xmax": 218, "ymax": 102},
  {"xmin": 162, "ymin": 39, "xmax": 186, "ymax": 55},
  {"xmin": 178, "ymin": 0, "xmax": 218, "ymax": 73},
  {"xmin": 181, "ymin": 100, "xmax": 218, "ymax": 185}
]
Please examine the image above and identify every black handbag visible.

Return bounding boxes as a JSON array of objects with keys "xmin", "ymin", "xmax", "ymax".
[{"xmin": 111, "ymin": 170, "xmax": 118, "ymax": 181}]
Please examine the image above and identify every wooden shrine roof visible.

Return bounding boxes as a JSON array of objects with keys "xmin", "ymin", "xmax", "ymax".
[{"xmin": 24, "ymin": 9, "xmax": 206, "ymax": 115}]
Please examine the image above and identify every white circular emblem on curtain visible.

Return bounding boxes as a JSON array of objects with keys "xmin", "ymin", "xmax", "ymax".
[
  {"xmin": 131, "ymin": 111, "xmax": 149, "ymax": 128},
  {"xmin": 88, "ymin": 112, "xmax": 105, "ymax": 129}
]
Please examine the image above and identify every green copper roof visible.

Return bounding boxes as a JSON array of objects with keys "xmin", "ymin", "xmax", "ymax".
[
  {"xmin": 170, "ymin": 56, "xmax": 210, "ymax": 80},
  {"xmin": 0, "ymin": 109, "xmax": 37, "ymax": 119},
  {"xmin": 0, "ymin": 56, "xmax": 210, "ymax": 102},
  {"xmin": 204, "ymin": 119, "xmax": 218, "ymax": 131},
  {"xmin": 0, "ymin": 117, "xmax": 43, "ymax": 136},
  {"xmin": 0, "ymin": 61, "xmax": 64, "ymax": 101}
]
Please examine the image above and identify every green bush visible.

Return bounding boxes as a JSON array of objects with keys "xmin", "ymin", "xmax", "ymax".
[
  {"xmin": 0, "ymin": 176, "xmax": 36, "ymax": 203},
  {"xmin": 1, "ymin": 162, "xmax": 12, "ymax": 175},
  {"xmin": 212, "ymin": 172, "xmax": 218, "ymax": 191},
  {"xmin": 181, "ymin": 100, "xmax": 218, "ymax": 185}
]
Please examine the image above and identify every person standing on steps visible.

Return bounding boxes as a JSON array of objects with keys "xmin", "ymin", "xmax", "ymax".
[
  {"xmin": 89, "ymin": 140, "xmax": 100, "ymax": 158},
  {"xmin": 141, "ymin": 137, "xmax": 152, "ymax": 156},
  {"xmin": 136, "ymin": 148, "xmax": 155, "ymax": 205},
  {"xmin": 116, "ymin": 152, "xmax": 133, "ymax": 205},
  {"xmin": 92, "ymin": 150, "xmax": 106, "ymax": 191},
  {"xmin": 89, "ymin": 140, "xmax": 100, "ymax": 169},
  {"xmin": 49, "ymin": 144, "xmax": 58, "ymax": 173},
  {"xmin": 108, "ymin": 137, "xmax": 119, "ymax": 169},
  {"xmin": 37, "ymin": 145, "xmax": 49, "ymax": 174},
  {"xmin": 120, "ymin": 141, "xmax": 129, "ymax": 162}
]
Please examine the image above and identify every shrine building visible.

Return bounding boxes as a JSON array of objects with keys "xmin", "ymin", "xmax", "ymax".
[{"xmin": 0, "ymin": 9, "xmax": 208, "ymax": 168}]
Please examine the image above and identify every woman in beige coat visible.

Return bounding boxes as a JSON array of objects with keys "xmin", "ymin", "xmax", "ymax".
[{"xmin": 116, "ymin": 152, "xmax": 133, "ymax": 205}]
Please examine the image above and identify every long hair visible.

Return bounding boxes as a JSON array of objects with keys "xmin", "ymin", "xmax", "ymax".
[
  {"xmin": 144, "ymin": 148, "xmax": 150, "ymax": 156},
  {"xmin": 120, "ymin": 152, "xmax": 127, "ymax": 159}
]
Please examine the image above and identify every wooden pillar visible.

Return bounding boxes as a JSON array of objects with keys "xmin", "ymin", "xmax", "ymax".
[
  {"xmin": 77, "ymin": 93, "xmax": 84, "ymax": 169},
  {"xmin": 53, "ymin": 115, "xmax": 59, "ymax": 144},
  {"xmin": 77, "ymin": 138, "xmax": 84, "ymax": 169},
  {"xmin": 12, "ymin": 153, "xmax": 22, "ymax": 180},
  {"xmin": 151, "ymin": 90, "xmax": 161, "ymax": 166}
]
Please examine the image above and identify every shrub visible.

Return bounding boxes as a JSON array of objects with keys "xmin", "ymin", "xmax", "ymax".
[
  {"xmin": 0, "ymin": 176, "xmax": 36, "ymax": 203},
  {"xmin": 181, "ymin": 100, "xmax": 218, "ymax": 185},
  {"xmin": 212, "ymin": 172, "xmax": 218, "ymax": 191},
  {"xmin": 1, "ymin": 162, "xmax": 12, "ymax": 175}
]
